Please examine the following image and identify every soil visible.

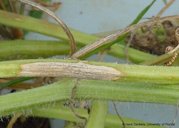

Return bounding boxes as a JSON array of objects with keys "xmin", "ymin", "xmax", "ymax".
[
  {"xmin": 0, "ymin": 117, "xmax": 50, "ymax": 128},
  {"xmin": 125, "ymin": 20, "xmax": 179, "ymax": 55}
]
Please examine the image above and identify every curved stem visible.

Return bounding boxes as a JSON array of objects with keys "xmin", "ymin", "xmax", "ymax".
[{"xmin": 18, "ymin": 0, "xmax": 76, "ymax": 55}]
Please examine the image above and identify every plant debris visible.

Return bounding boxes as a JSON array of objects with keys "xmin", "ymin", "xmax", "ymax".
[{"xmin": 126, "ymin": 20, "xmax": 179, "ymax": 55}]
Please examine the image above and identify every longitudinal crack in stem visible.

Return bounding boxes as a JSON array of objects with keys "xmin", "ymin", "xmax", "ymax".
[
  {"xmin": 69, "ymin": 79, "xmax": 87, "ymax": 122},
  {"xmin": 18, "ymin": 0, "xmax": 76, "ymax": 55}
]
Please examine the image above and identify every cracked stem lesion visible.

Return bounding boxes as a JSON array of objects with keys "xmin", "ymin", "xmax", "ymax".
[{"xmin": 1, "ymin": 59, "xmax": 179, "ymax": 84}]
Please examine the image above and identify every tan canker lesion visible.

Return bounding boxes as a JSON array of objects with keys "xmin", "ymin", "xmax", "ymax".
[{"xmin": 20, "ymin": 62, "xmax": 121, "ymax": 80}]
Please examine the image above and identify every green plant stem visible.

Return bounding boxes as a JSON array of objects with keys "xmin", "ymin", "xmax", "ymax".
[
  {"xmin": 108, "ymin": 44, "xmax": 156, "ymax": 63},
  {"xmin": 86, "ymin": 101, "xmax": 108, "ymax": 128},
  {"xmin": 0, "ymin": 40, "xmax": 70, "ymax": 60},
  {"xmin": 0, "ymin": 59, "xmax": 179, "ymax": 84},
  {"xmin": 0, "ymin": 79, "xmax": 179, "ymax": 116},
  {"xmin": 30, "ymin": 106, "xmax": 163, "ymax": 128},
  {"xmin": 0, "ymin": 39, "xmax": 156, "ymax": 63},
  {"xmin": 0, "ymin": 10, "xmax": 156, "ymax": 63}
]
